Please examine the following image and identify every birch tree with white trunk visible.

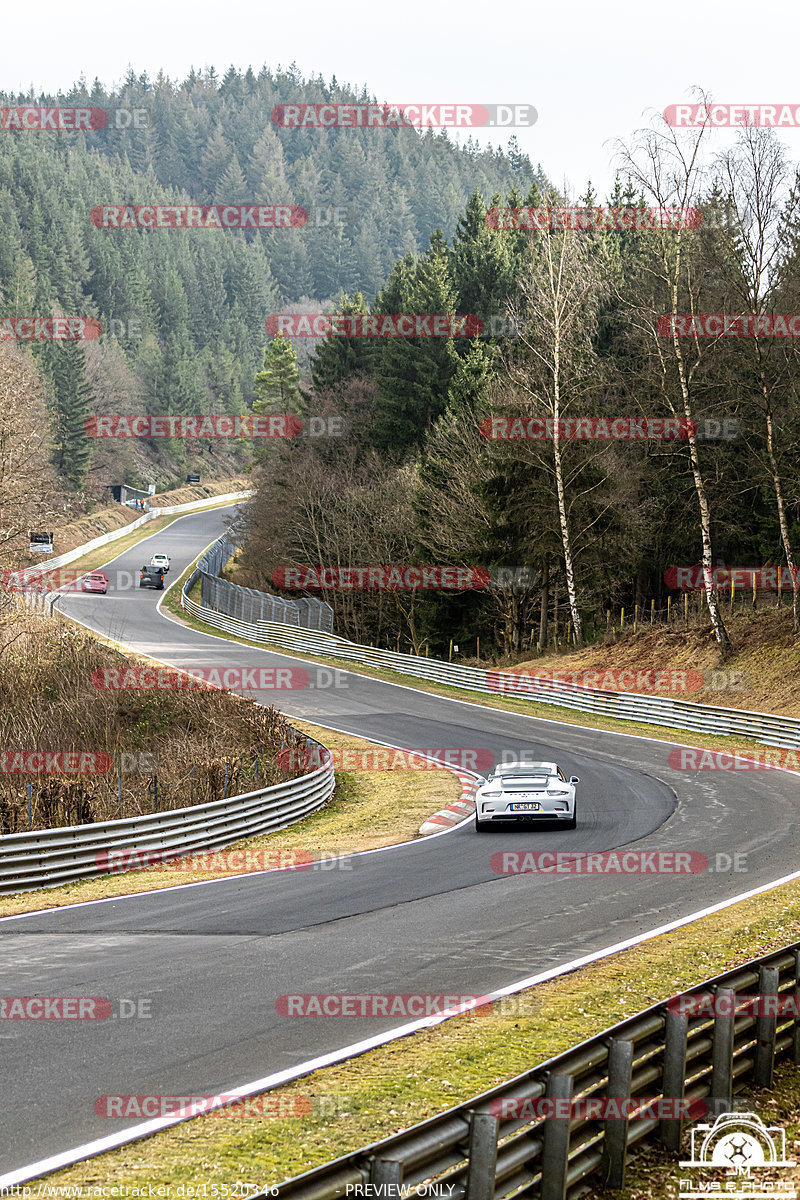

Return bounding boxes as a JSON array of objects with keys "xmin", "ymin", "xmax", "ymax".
[{"xmin": 616, "ymin": 101, "xmax": 732, "ymax": 657}]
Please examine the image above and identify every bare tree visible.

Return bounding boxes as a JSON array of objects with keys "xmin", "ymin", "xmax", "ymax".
[
  {"xmin": 717, "ymin": 126, "xmax": 800, "ymax": 631},
  {"xmin": 0, "ymin": 345, "xmax": 58, "ymax": 568},
  {"xmin": 616, "ymin": 100, "xmax": 732, "ymax": 656},
  {"xmin": 504, "ymin": 221, "xmax": 610, "ymax": 647}
]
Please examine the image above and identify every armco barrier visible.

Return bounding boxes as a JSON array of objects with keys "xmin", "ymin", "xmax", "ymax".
[
  {"xmin": 272, "ymin": 942, "xmax": 800, "ymax": 1200},
  {"xmin": 182, "ymin": 542, "xmax": 800, "ymax": 750},
  {"xmin": 21, "ymin": 488, "xmax": 252, "ymax": 580},
  {"xmin": 12, "ymin": 489, "xmax": 251, "ymax": 619},
  {"xmin": 0, "ymin": 744, "xmax": 334, "ymax": 895}
]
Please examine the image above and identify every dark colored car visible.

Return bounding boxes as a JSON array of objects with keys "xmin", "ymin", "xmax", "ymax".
[
  {"xmin": 81, "ymin": 571, "xmax": 109, "ymax": 594},
  {"xmin": 139, "ymin": 565, "xmax": 164, "ymax": 590}
]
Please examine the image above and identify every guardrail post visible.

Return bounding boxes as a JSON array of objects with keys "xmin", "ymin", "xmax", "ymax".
[
  {"xmin": 755, "ymin": 966, "xmax": 779, "ymax": 1087},
  {"xmin": 601, "ymin": 1038, "xmax": 633, "ymax": 1188},
  {"xmin": 710, "ymin": 987, "xmax": 735, "ymax": 1115},
  {"xmin": 540, "ymin": 1072, "xmax": 573, "ymax": 1200},
  {"xmin": 465, "ymin": 1110, "xmax": 499, "ymax": 1200},
  {"xmin": 661, "ymin": 1008, "xmax": 688, "ymax": 1151},
  {"xmin": 794, "ymin": 951, "xmax": 800, "ymax": 1064},
  {"xmin": 369, "ymin": 1157, "xmax": 402, "ymax": 1196}
]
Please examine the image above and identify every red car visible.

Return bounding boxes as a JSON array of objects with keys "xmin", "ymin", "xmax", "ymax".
[{"xmin": 81, "ymin": 571, "xmax": 109, "ymax": 594}]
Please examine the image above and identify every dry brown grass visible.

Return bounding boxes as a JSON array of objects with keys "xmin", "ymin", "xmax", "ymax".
[
  {"xmin": 0, "ymin": 613, "xmax": 300, "ymax": 832},
  {"xmin": 148, "ymin": 477, "xmax": 250, "ymax": 507},
  {"xmin": 492, "ymin": 606, "xmax": 800, "ymax": 717},
  {"xmin": 0, "ymin": 719, "xmax": 460, "ymax": 915}
]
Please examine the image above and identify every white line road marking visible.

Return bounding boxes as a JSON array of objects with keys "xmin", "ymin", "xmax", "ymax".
[{"xmin": 4, "ymin": 864, "xmax": 800, "ymax": 1185}]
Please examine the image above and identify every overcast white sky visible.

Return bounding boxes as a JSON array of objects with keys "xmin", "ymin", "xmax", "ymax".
[{"xmin": 2, "ymin": 0, "xmax": 800, "ymax": 195}]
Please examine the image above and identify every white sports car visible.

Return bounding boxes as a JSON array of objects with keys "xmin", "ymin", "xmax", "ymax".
[{"xmin": 474, "ymin": 761, "xmax": 579, "ymax": 832}]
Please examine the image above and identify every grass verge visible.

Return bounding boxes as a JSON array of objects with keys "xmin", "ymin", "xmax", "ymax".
[
  {"xmin": 0, "ymin": 719, "xmax": 460, "ymax": 918},
  {"xmin": 55, "ymin": 492, "xmax": 248, "ymax": 579},
  {"xmin": 38, "ymin": 873, "xmax": 800, "ymax": 1189},
  {"xmin": 28, "ymin": 553, "xmax": 800, "ymax": 1189},
  {"xmin": 162, "ymin": 580, "xmax": 781, "ymax": 760}
]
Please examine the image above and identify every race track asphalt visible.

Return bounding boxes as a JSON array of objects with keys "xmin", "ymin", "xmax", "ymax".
[{"xmin": 2, "ymin": 505, "xmax": 796, "ymax": 1174}]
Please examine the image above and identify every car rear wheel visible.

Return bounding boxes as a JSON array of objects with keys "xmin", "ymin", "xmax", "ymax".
[
  {"xmin": 566, "ymin": 804, "xmax": 577, "ymax": 830},
  {"xmin": 474, "ymin": 813, "xmax": 492, "ymax": 833}
]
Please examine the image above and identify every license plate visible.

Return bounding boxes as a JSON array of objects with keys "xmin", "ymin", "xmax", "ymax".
[{"xmin": 511, "ymin": 802, "xmax": 541, "ymax": 811}]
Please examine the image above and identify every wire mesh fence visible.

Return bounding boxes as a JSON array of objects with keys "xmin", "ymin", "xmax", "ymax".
[{"xmin": 196, "ymin": 538, "xmax": 333, "ymax": 632}]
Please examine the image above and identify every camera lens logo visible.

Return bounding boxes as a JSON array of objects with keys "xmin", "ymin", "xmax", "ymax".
[{"xmin": 679, "ymin": 1111, "xmax": 796, "ymax": 1198}]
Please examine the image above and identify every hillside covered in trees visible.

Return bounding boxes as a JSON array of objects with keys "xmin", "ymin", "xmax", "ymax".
[{"xmin": 0, "ymin": 66, "xmax": 543, "ymax": 504}]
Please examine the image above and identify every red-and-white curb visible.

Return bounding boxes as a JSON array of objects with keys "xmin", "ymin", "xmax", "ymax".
[{"xmin": 418, "ymin": 772, "xmax": 477, "ymax": 835}]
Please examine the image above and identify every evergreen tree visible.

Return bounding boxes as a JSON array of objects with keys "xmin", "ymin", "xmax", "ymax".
[
  {"xmin": 45, "ymin": 340, "xmax": 93, "ymax": 490},
  {"xmin": 308, "ymin": 292, "xmax": 372, "ymax": 393},
  {"xmin": 372, "ymin": 235, "xmax": 460, "ymax": 455},
  {"xmin": 254, "ymin": 333, "xmax": 301, "ymax": 412}
]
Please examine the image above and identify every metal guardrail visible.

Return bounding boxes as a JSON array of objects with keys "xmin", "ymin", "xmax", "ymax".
[
  {"xmin": 0, "ymin": 745, "xmax": 334, "ymax": 894},
  {"xmin": 10, "ymin": 491, "xmax": 254, "ymax": 624},
  {"xmin": 19, "ymin": 489, "xmax": 252, "ymax": 580},
  {"xmin": 182, "ymin": 546, "xmax": 800, "ymax": 750},
  {"xmin": 274, "ymin": 941, "xmax": 800, "ymax": 1200},
  {"xmin": 0, "ymin": 495, "xmax": 339, "ymax": 895}
]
